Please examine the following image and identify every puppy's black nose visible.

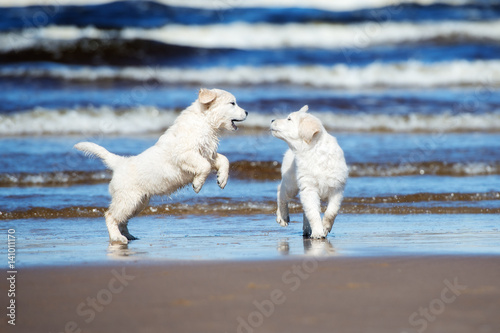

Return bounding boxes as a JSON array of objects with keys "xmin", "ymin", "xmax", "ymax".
[
  {"xmin": 245, "ymin": 111, "xmax": 248, "ymax": 116},
  {"xmin": 271, "ymin": 119, "xmax": 275, "ymax": 123}
]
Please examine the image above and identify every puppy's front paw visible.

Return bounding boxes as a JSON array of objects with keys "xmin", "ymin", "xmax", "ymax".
[
  {"xmin": 217, "ymin": 172, "xmax": 228, "ymax": 189},
  {"xmin": 110, "ymin": 235, "xmax": 129, "ymax": 245},
  {"xmin": 192, "ymin": 177, "xmax": 205, "ymax": 193},
  {"xmin": 309, "ymin": 230, "xmax": 327, "ymax": 239},
  {"xmin": 276, "ymin": 215, "xmax": 289, "ymax": 227},
  {"xmin": 192, "ymin": 183, "xmax": 202, "ymax": 193}
]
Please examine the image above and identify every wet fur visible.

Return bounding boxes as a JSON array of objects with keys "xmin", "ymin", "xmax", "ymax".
[
  {"xmin": 271, "ymin": 105, "xmax": 348, "ymax": 238},
  {"xmin": 75, "ymin": 88, "xmax": 247, "ymax": 244}
]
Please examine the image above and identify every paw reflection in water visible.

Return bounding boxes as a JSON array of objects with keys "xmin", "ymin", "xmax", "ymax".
[{"xmin": 277, "ymin": 238, "xmax": 336, "ymax": 256}]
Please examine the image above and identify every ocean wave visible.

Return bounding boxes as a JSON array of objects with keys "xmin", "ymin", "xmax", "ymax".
[
  {"xmin": 0, "ymin": 37, "xmax": 202, "ymax": 66},
  {"xmin": 233, "ymin": 161, "xmax": 500, "ymax": 180},
  {"xmin": 0, "ymin": 170, "xmax": 111, "ymax": 187},
  {"xmin": 0, "ymin": 106, "xmax": 179, "ymax": 136},
  {"xmin": 1, "ymin": 61, "xmax": 499, "ymax": 88},
  {"xmin": 0, "ymin": 201, "xmax": 278, "ymax": 219},
  {"xmin": 348, "ymin": 162, "xmax": 500, "ymax": 177},
  {"xmin": 1, "ymin": 107, "xmax": 500, "ymax": 136},
  {"xmin": 1, "ymin": 192, "xmax": 498, "ymax": 219},
  {"xmin": 2, "ymin": 162, "xmax": 499, "ymax": 187},
  {"xmin": 3, "ymin": 20, "xmax": 500, "ymax": 53},
  {"xmin": 122, "ymin": 21, "xmax": 500, "ymax": 49},
  {"xmin": 344, "ymin": 192, "xmax": 500, "ymax": 204},
  {"xmin": 139, "ymin": 0, "xmax": 499, "ymax": 11},
  {"xmin": 0, "ymin": 0, "xmax": 490, "ymax": 11},
  {"xmin": 2, "ymin": 40, "xmax": 499, "ymax": 69},
  {"xmin": 248, "ymin": 111, "xmax": 500, "ymax": 133}
]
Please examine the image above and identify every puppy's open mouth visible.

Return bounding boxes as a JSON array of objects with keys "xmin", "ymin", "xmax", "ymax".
[{"xmin": 231, "ymin": 119, "xmax": 244, "ymax": 130}]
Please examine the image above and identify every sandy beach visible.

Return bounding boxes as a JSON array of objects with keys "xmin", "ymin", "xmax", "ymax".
[{"xmin": 4, "ymin": 256, "xmax": 499, "ymax": 333}]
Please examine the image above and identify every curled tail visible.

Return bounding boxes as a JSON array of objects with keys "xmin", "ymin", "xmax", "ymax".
[{"xmin": 74, "ymin": 142, "xmax": 122, "ymax": 170}]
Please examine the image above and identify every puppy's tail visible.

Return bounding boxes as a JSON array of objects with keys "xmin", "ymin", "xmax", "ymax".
[{"xmin": 74, "ymin": 142, "xmax": 122, "ymax": 170}]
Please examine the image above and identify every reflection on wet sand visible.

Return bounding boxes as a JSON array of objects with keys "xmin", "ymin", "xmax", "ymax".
[
  {"xmin": 303, "ymin": 238, "xmax": 336, "ymax": 256},
  {"xmin": 278, "ymin": 238, "xmax": 336, "ymax": 257},
  {"xmin": 107, "ymin": 243, "xmax": 143, "ymax": 259},
  {"xmin": 107, "ymin": 237, "xmax": 336, "ymax": 261}
]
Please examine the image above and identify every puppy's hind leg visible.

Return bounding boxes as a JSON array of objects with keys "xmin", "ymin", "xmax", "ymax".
[
  {"xmin": 119, "ymin": 196, "xmax": 150, "ymax": 241},
  {"xmin": 302, "ymin": 212, "xmax": 312, "ymax": 236},
  {"xmin": 322, "ymin": 190, "xmax": 344, "ymax": 235},
  {"xmin": 119, "ymin": 224, "xmax": 136, "ymax": 241},
  {"xmin": 105, "ymin": 193, "xmax": 148, "ymax": 244},
  {"xmin": 277, "ymin": 151, "xmax": 298, "ymax": 227},
  {"xmin": 276, "ymin": 181, "xmax": 289, "ymax": 226},
  {"xmin": 105, "ymin": 211, "xmax": 128, "ymax": 245},
  {"xmin": 277, "ymin": 179, "xmax": 297, "ymax": 227}
]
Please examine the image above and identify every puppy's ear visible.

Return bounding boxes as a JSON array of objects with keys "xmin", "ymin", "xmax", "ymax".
[
  {"xmin": 299, "ymin": 116, "xmax": 321, "ymax": 144},
  {"xmin": 298, "ymin": 105, "xmax": 309, "ymax": 113},
  {"xmin": 199, "ymin": 88, "xmax": 217, "ymax": 105}
]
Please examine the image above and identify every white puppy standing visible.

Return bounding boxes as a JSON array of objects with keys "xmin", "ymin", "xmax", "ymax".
[
  {"xmin": 271, "ymin": 106, "xmax": 348, "ymax": 239},
  {"xmin": 75, "ymin": 88, "xmax": 247, "ymax": 244}
]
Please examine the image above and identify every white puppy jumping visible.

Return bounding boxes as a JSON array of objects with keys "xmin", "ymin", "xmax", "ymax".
[
  {"xmin": 75, "ymin": 88, "xmax": 247, "ymax": 244},
  {"xmin": 271, "ymin": 105, "xmax": 348, "ymax": 239}
]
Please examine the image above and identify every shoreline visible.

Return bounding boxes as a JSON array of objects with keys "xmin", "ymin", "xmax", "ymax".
[
  {"xmin": 5, "ymin": 213, "xmax": 500, "ymax": 267},
  {"xmin": 8, "ymin": 256, "xmax": 500, "ymax": 333}
]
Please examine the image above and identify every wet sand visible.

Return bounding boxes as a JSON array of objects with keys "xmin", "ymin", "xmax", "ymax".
[{"xmin": 8, "ymin": 256, "xmax": 500, "ymax": 333}]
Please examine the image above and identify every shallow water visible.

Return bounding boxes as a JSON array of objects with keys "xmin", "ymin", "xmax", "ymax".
[{"xmin": 2, "ymin": 213, "xmax": 499, "ymax": 267}]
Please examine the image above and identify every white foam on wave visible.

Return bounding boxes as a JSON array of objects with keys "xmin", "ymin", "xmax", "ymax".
[
  {"xmin": 1, "ymin": 107, "xmax": 500, "ymax": 136},
  {"xmin": 3, "ymin": 20, "xmax": 500, "ymax": 52},
  {"xmin": 248, "ymin": 111, "xmax": 500, "ymax": 133},
  {"xmin": 0, "ymin": 0, "xmax": 475, "ymax": 10},
  {"xmin": 122, "ymin": 21, "xmax": 500, "ymax": 49},
  {"xmin": 0, "ymin": 26, "xmax": 110, "ymax": 52},
  {"xmin": 2, "ymin": 60, "xmax": 499, "ymax": 88},
  {"xmin": 0, "ymin": 106, "xmax": 179, "ymax": 136}
]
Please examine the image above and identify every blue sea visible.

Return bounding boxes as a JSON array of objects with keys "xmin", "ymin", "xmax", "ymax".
[{"xmin": 0, "ymin": 0, "xmax": 499, "ymax": 266}]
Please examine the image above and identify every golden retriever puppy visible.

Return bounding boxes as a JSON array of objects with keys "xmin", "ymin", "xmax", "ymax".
[
  {"xmin": 75, "ymin": 88, "xmax": 247, "ymax": 244},
  {"xmin": 271, "ymin": 105, "xmax": 348, "ymax": 238}
]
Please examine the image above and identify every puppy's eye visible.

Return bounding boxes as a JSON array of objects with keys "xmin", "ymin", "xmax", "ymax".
[
  {"xmin": 287, "ymin": 117, "xmax": 291, "ymax": 121},
  {"xmin": 230, "ymin": 102, "xmax": 236, "ymax": 106}
]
